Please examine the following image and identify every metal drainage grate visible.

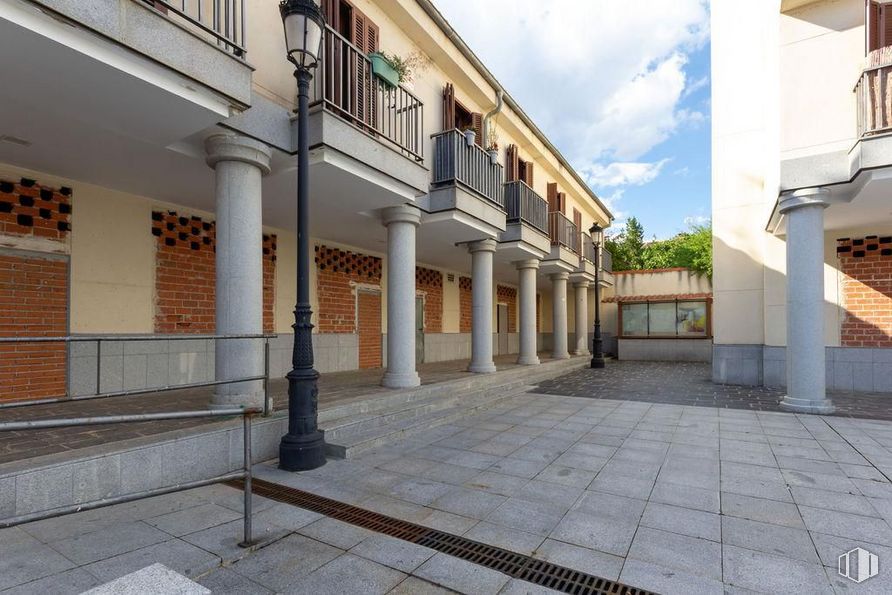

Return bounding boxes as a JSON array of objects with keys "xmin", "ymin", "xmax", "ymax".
[{"xmin": 226, "ymin": 477, "xmax": 654, "ymax": 595}]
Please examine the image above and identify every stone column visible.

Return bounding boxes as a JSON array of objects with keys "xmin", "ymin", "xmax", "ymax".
[
  {"xmin": 573, "ymin": 280, "xmax": 590, "ymax": 356},
  {"xmin": 468, "ymin": 239, "xmax": 497, "ymax": 373},
  {"xmin": 779, "ymin": 188, "xmax": 834, "ymax": 414},
  {"xmin": 381, "ymin": 205, "xmax": 422, "ymax": 388},
  {"xmin": 551, "ymin": 272, "xmax": 570, "ymax": 359},
  {"xmin": 205, "ymin": 134, "xmax": 272, "ymax": 409},
  {"xmin": 516, "ymin": 259, "xmax": 540, "ymax": 365}
]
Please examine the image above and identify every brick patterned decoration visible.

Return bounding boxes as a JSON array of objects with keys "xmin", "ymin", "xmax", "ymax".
[
  {"xmin": 837, "ymin": 235, "xmax": 892, "ymax": 348},
  {"xmin": 0, "ymin": 178, "xmax": 72, "ymax": 243},
  {"xmin": 459, "ymin": 276, "xmax": 472, "ymax": 333},
  {"xmin": 152, "ymin": 210, "xmax": 276, "ymax": 334},
  {"xmin": 497, "ymin": 285, "xmax": 517, "ymax": 333},
  {"xmin": 416, "ymin": 266, "xmax": 443, "ymax": 333},
  {"xmin": 0, "ymin": 254, "xmax": 68, "ymax": 401},
  {"xmin": 536, "ymin": 293, "xmax": 541, "ymax": 332}
]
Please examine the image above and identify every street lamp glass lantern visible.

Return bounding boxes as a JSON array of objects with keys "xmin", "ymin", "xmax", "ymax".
[
  {"xmin": 280, "ymin": 0, "xmax": 324, "ymax": 70},
  {"xmin": 589, "ymin": 223, "xmax": 604, "ymax": 246}
]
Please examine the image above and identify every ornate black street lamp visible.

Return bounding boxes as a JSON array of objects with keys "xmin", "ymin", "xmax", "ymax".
[
  {"xmin": 590, "ymin": 224, "xmax": 606, "ymax": 369},
  {"xmin": 278, "ymin": 0, "xmax": 327, "ymax": 471}
]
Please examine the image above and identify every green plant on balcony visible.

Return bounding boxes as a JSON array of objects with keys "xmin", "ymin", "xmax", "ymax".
[{"xmin": 369, "ymin": 50, "xmax": 430, "ymax": 88}]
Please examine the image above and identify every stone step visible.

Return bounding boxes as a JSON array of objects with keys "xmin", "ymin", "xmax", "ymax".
[{"xmin": 324, "ymin": 384, "xmax": 531, "ymax": 458}]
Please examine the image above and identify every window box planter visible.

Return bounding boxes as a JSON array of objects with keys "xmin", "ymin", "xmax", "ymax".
[{"xmin": 369, "ymin": 53, "xmax": 399, "ymax": 88}]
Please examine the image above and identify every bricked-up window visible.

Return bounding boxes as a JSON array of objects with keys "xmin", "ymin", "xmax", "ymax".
[
  {"xmin": 459, "ymin": 276, "xmax": 472, "ymax": 333},
  {"xmin": 0, "ymin": 177, "xmax": 71, "ymax": 401},
  {"xmin": 416, "ymin": 267, "xmax": 443, "ymax": 333},
  {"xmin": 152, "ymin": 211, "xmax": 276, "ymax": 333},
  {"xmin": 496, "ymin": 285, "xmax": 517, "ymax": 333},
  {"xmin": 838, "ymin": 236, "xmax": 892, "ymax": 347}
]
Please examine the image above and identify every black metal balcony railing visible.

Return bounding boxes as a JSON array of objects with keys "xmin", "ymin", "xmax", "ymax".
[
  {"xmin": 504, "ymin": 180, "xmax": 547, "ymax": 233},
  {"xmin": 856, "ymin": 60, "xmax": 892, "ymax": 137},
  {"xmin": 145, "ymin": 0, "xmax": 246, "ymax": 57},
  {"xmin": 582, "ymin": 232, "xmax": 597, "ymax": 263},
  {"xmin": 312, "ymin": 26, "xmax": 424, "ymax": 161},
  {"xmin": 548, "ymin": 211, "xmax": 579, "ymax": 254},
  {"xmin": 431, "ymin": 130, "xmax": 505, "ymax": 208},
  {"xmin": 601, "ymin": 247, "xmax": 613, "ymax": 274}
]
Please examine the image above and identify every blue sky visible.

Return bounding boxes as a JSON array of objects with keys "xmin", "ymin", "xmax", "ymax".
[{"xmin": 436, "ymin": 0, "xmax": 711, "ymax": 239}]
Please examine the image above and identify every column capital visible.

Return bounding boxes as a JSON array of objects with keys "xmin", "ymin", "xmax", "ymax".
[
  {"xmin": 467, "ymin": 238, "xmax": 498, "ymax": 254},
  {"xmin": 778, "ymin": 187, "xmax": 830, "ymax": 214},
  {"xmin": 514, "ymin": 259, "xmax": 540, "ymax": 271},
  {"xmin": 573, "ymin": 280, "xmax": 591, "ymax": 289},
  {"xmin": 205, "ymin": 134, "xmax": 272, "ymax": 175},
  {"xmin": 381, "ymin": 204, "xmax": 422, "ymax": 226},
  {"xmin": 549, "ymin": 271, "xmax": 570, "ymax": 281}
]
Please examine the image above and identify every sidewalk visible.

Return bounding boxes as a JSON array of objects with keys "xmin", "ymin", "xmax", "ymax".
[{"xmin": 5, "ymin": 387, "xmax": 892, "ymax": 593}]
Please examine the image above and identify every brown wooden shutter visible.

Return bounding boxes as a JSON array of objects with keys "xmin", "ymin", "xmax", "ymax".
[
  {"xmin": 524, "ymin": 161, "xmax": 534, "ymax": 187},
  {"xmin": 350, "ymin": 8, "xmax": 378, "ymax": 127},
  {"xmin": 558, "ymin": 192, "xmax": 567, "ymax": 214},
  {"xmin": 472, "ymin": 113, "xmax": 484, "ymax": 147},
  {"xmin": 506, "ymin": 145, "xmax": 519, "ymax": 181},
  {"xmin": 547, "ymin": 183, "xmax": 558, "ymax": 211},
  {"xmin": 883, "ymin": 4, "xmax": 892, "ymax": 49},
  {"xmin": 573, "ymin": 208, "xmax": 583, "ymax": 251},
  {"xmin": 320, "ymin": 0, "xmax": 338, "ymax": 26},
  {"xmin": 443, "ymin": 83, "xmax": 456, "ymax": 131}
]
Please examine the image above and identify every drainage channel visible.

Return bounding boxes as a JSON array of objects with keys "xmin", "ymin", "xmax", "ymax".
[{"xmin": 226, "ymin": 477, "xmax": 654, "ymax": 595}]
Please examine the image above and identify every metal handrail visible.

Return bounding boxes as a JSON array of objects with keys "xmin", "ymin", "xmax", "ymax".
[
  {"xmin": 0, "ymin": 334, "xmax": 277, "ymax": 414},
  {"xmin": 601, "ymin": 248, "xmax": 613, "ymax": 274},
  {"xmin": 581, "ymin": 232, "xmax": 596, "ymax": 263},
  {"xmin": 0, "ymin": 407, "xmax": 259, "ymax": 549},
  {"xmin": 311, "ymin": 25, "xmax": 424, "ymax": 161},
  {"xmin": 431, "ymin": 129, "xmax": 505, "ymax": 208},
  {"xmin": 144, "ymin": 0, "xmax": 247, "ymax": 58},
  {"xmin": 505, "ymin": 180, "xmax": 548, "ymax": 233}
]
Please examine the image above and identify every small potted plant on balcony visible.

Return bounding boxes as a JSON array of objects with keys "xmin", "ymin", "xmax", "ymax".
[
  {"xmin": 369, "ymin": 52, "xmax": 401, "ymax": 89},
  {"xmin": 486, "ymin": 142, "xmax": 499, "ymax": 165},
  {"xmin": 462, "ymin": 125, "xmax": 477, "ymax": 147},
  {"xmin": 369, "ymin": 50, "xmax": 430, "ymax": 90}
]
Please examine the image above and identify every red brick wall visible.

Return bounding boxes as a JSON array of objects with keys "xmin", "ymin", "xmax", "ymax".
[
  {"xmin": 838, "ymin": 236, "xmax": 892, "ymax": 348},
  {"xmin": 416, "ymin": 267, "xmax": 443, "ymax": 333},
  {"xmin": 357, "ymin": 291, "xmax": 382, "ymax": 368},
  {"xmin": 536, "ymin": 293, "xmax": 541, "ymax": 332},
  {"xmin": 497, "ymin": 285, "xmax": 517, "ymax": 332},
  {"xmin": 0, "ymin": 177, "xmax": 71, "ymax": 401},
  {"xmin": 152, "ymin": 210, "xmax": 276, "ymax": 334},
  {"xmin": 459, "ymin": 276, "xmax": 472, "ymax": 333}
]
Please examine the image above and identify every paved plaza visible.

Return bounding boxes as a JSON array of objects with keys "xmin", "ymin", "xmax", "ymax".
[{"xmin": 4, "ymin": 369, "xmax": 892, "ymax": 594}]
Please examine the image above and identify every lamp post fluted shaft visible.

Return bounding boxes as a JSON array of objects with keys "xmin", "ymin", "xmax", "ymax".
[
  {"xmin": 279, "ymin": 67, "xmax": 326, "ymax": 471},
  {"xmin": 591, "ymin": 239, "xmax": 606, "ymax": 369}
]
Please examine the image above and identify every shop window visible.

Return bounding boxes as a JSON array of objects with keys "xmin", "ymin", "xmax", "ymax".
[{"xmin": 619, "ymin": 300, "xmax": 710, "ymax": 338}]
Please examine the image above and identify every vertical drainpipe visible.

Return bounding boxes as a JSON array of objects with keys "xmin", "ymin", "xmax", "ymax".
[{"xmin": 483, "ymin": 90, "xmax": 504, "ymax": 147}]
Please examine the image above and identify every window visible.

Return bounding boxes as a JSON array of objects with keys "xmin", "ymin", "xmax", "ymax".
[
  {"xmin": 442, "ymin": 84, "xmax": 482, "ymax": 144},
  {"xmin": 868, "ymin": 1, "xmax": 892, "ymax": 52},
  {"xmin": 619, "ymin": 300, "xmax": 710, "ymax": 338}
]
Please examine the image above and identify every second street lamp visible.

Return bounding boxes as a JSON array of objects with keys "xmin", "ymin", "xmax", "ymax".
[
  {"xmin": 278, "ymin": 0, "xmax": 327, "ymax": 472},
  {"xmin": 590, "ymin": 223, "xmax": 606, "ymax": 369}
]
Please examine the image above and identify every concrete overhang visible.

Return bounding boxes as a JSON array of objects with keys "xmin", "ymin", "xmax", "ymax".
[
  {"xmin": 540, "ymin": 245, "xmax": 578, "ymax": 274},
  {"xmin": 418, "ymin": 185, "xmax": 507, "ymax": 243},
  {"xmin": 497, "ymin": 222, "xmax": 551, "ymax": 260}
]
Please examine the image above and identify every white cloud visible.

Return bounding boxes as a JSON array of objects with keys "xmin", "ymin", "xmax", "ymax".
[
  {"xmin": 436, "ymin": 0, "xmax": 710, "ymax": 163},
  {"xmin": 580, "ymin": 159, "xmax": 670, "ymax": 188},
  {"xmin": 683, "ymin": 215, "xmax": 710, "ymax": 227}
]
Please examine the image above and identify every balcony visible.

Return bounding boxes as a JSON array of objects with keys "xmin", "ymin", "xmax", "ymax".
[
  {"xmin": 422, "ymin": 129, "xmax": 506, "ymax": 242},
  {"xmin": 21, "ymin": 0, "xmax": 253, "ymax": 107},
  {"xmin": 505, "ymin": 180, "xmax": 547, "ymax": 233},
  {"xmin": 855, "ymin": 58, "xmax": 892, "ymax": 137},
  {"xmin": 312, "ymin": 26, "xmax": 424, "ymax": 162},
  {"xmin": 549, "ymin": 212, "xmax": 579, "ymax": 254},
  {"xmin": 497, "ymin": 180, "xmax": 550, "ymax": 259}
]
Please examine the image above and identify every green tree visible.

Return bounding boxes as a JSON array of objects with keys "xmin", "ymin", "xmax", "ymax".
[
  {"xmin": 604, "ymin": 217, "xmax": 645, "ymax": 271},
  {"xmin": 606, "ymin": 220, "xmax": 712, "ymax": 277}
]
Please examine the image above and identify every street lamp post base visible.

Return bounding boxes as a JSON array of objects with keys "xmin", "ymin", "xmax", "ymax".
[
  {"xmin": 279, "ymin": 430, "xmax": 327, "ymax": 471},
  {"xmin": 590, "ymin": 356, "xmax": 606, "ymax": 369}
]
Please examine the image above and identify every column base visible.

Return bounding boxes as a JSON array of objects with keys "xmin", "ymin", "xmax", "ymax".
[
  {"xmin": 551, "ymin": 352, "xmax": 570, "ymax": 360},
  {"xmin": 517, "ymin": 355, "xmax": 540, "ymax": 366},
  {"xmin": 381, "ymin": 371, "xmax": 421, "ymax": 389},
  {"xmin": 572, "ymin": 350, "xmax": 589, "ymax": 356},
  {"xmin": 468, "ymin": 362, "xmax": 497, "ymax": 374},
  {"xmin": 779, "ymin": 396, "xmax": 835, "ymax": 415},
  {"xmin": 279, "ymin": 429, "xmax": 327, "ymax": 471},
  {"xmin": 210, "ymin": 390, "xmax": 264, "ymax": 410}
]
